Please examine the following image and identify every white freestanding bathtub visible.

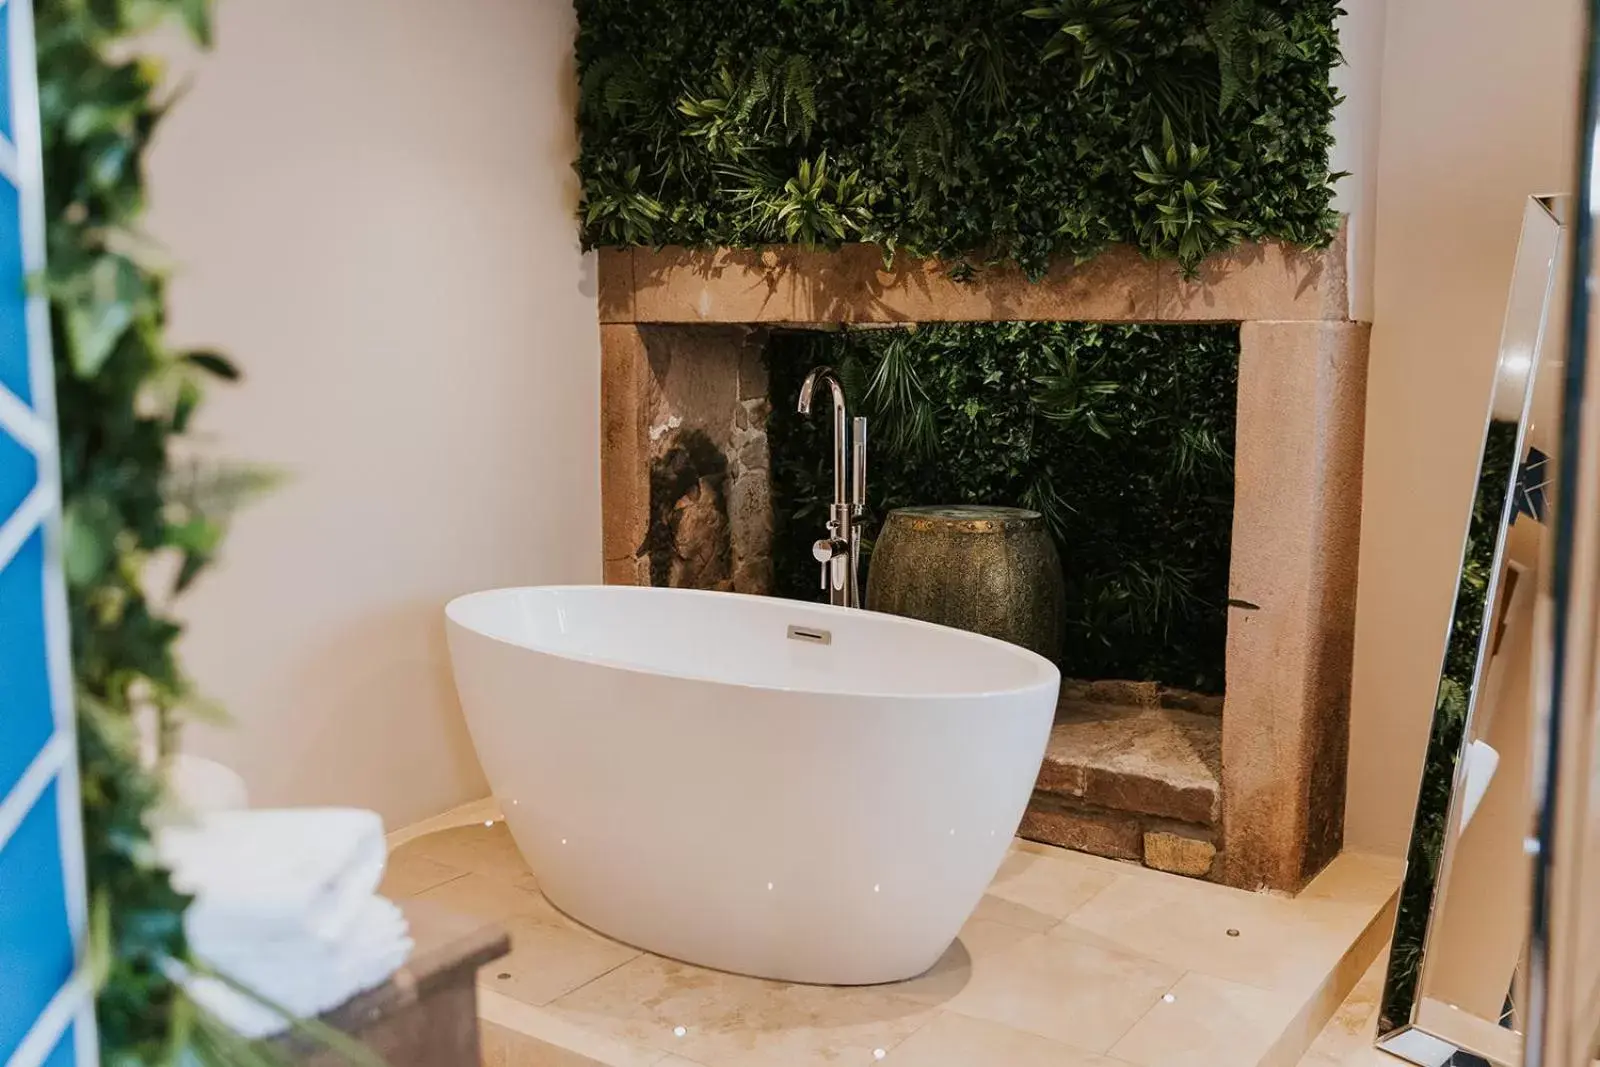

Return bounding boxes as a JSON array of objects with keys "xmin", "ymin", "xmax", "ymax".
[{"xmin": 444, "ymin": 585, "xmax": 1060, "ymax": 985}]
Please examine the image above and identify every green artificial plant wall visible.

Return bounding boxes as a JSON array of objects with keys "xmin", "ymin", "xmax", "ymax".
[
  {"xmin": 574, "ymin": 0, "xmax": 1345, "ymax": 275},
  {"xmin": 767, "ymin": 323, "xmax": 1239, "ymax": 691}
]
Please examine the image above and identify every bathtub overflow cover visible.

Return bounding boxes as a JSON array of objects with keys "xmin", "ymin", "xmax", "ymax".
[{"xmin": 787, "ymin": 624, "xmax": 832, "ymax": 645}]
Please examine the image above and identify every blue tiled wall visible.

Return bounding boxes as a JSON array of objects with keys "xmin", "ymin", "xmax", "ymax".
[{"xmin": 0, "ymin": 2, "xmax": 92, "ymax": 1064}]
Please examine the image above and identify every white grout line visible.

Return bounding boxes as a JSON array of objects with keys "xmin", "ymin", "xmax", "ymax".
[
  {"xmin": 52, "ymin": 738, "xmax": 91, "ymax": 949},
  {"xmin": 0, "ymin": 732, "xmax": 67, "ymax": 857},
  {"xmin": 0, "ymin": 480, "xmax": 50, "ymax": 574},
  {"xmin": 4, "ymin": 967, "xmax": 88, "ymax": 1067},
  {"xmin": 385, "ymin": 795, "xmax": 503, "ymax": 851},
  {"xmin": 0, "ymin": 381, "xmax": 51, "ymax": 455},
  {"xmin": 0, "ymin": 133, "xmax": 20, "ymax": 188},
  {"xmin": 71, "ymin": 1003, "xmax": 96, "ymax": 1067}
]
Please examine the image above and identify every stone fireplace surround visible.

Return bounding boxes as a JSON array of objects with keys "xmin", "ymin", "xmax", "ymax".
[{"xmin": 596, "ymin": 231, "xmax": 1370, "ymax": 894}]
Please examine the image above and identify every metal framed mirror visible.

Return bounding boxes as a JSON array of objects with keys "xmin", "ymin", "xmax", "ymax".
[
  {"xmin": 1378, "ymin": 194, "xmax": 1567, "ymax": 1067},
  {"xmin": 1525, "ymin": 16, "xmax": 1600, "ymax": 1062}
]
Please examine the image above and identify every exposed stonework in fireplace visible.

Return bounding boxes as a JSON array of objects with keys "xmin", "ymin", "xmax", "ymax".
[
  {"xmin": 631, "ymin": 325, "xmax": 773, "ymax": 594},
  {"xmin": 647, "ymin": 428, "xmax": 731, "ymax": 588},
  {"xmin": 597, "ymin": 235, "xmax": 1369, "ymax": 895}
]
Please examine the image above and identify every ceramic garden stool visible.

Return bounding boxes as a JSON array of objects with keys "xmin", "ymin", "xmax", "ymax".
[{"xmin": 865, "ymin": 505, "xmax": 1065, "ymax": 662}]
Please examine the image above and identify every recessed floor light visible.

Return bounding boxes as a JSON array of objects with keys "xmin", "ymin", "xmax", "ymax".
[
  {"xmin": 1162, "ymin": 993, "xmax": 1177, "ymax": 1003},
  {"xmin": 673, "ymin": 1026, "xmax": 688, "ymax": 1038}
]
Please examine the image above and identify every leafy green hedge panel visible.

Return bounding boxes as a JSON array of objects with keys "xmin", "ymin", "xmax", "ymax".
[
  {"xmin": 767, "ymin": 323, "xmax": 1239, "ymax": 690},
  {"xmin": 575, "ymin": 0, "xmax": 1345, "ymax": 275}
]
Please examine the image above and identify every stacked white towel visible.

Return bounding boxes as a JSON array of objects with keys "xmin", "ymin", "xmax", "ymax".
[{"xmin": 156, "ymin": 808, "xmax": 414, "ymax": 1039}]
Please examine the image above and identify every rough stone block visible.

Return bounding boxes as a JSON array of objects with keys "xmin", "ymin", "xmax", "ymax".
[
  {"xmin": 1223, "ymin": 319, "xmax": 1370, "ymax": 890},
  {"xmin": 737, "ymin": 331, "xmax": 770, "ymax": 401},
  {"xmin": 642, "ymin": 325, "xmax": 746, "ymax": 454},
  {"xmin": 1143, "ymin": 830, "xmax": 1217, "ymax": 878},
  {"xmin": 597, "ymin": 247, "xmax": 635, "ymax": 324},
  {"xmin": 1018, "ymin": 802, "xmax": 1143, "ymax": 861},
  {"xmin": 1082, "ymin": 766, "xmax": 1219, "ymax": 827},
  {"xmin": 1059, "ymin": 678, "xmax": 1162, "ymax": 708},
  {"xmin": 1156, "ymin": 222, "xmax": 1351, "ymax": 323},
  {"xmin": 732, "ymin": 558, "xmax": 773, "ymax": 596},
  {"xmin": 600, "ymin": 325, "xmax": 649, "ymax": 576},
  {"xmin": 633, "ymin": 246, "xmax": 805, "ymax": 323},
  {"xmin": 1034, "ymin": 756, "xmax": 1087, "ymax": 798},
  {"xmin": 603, "ymin": 556, "xmax": 638, "ymax": 587},
  {"xmin": 1037, "ymin": 702, "xmax": 1222, "ymax": 827}
]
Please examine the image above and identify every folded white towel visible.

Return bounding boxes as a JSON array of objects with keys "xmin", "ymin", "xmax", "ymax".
[
  {"xmin": 185, "ymin": 895, "xmax": 415, "ymax": 1038},
  {"xmin": 157, "ymin": 807, "xmax": 414, "ymax": 1040},
  {"xmin": 158, "ymin": 808, "xmax": 388, "ymax": 948}
]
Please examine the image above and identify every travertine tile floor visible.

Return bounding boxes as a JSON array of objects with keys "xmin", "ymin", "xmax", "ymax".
[
  {"xmin": 1295, "ymin": 952, "xmax": 1405, "ymax": 1067},
  {"xmin": 382, "ymin": 812, "xmax": 1401, "ymax": 1067}
]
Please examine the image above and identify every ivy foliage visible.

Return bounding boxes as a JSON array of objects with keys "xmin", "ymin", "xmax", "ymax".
[
  {"xmin": 40, "ymin": 2, "xmax": 228, "ymax": 1060},
  {"xmin": 1380, "ymin": 422, "xmax": 1520, "ymax": 1033},
  {"xmin": 37, "ymin": 4, "xmax": 376, "ymax": 1064},
  {"xmin": 767, "ymin": 323, "xmax": 1238, "ymax": 690},
  {"xmin": 574, "ymin": 0, "xmax": 1345, "ymax": 275}
]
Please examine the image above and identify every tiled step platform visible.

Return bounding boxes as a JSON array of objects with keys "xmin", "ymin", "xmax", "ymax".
[{"xmin": 381, "ymin": 812, "xmax": 1401, "ymax": 1067}]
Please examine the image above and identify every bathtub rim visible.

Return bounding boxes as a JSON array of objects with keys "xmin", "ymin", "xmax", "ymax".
[{"xmin": 445, "ymin": 584, "xmax": 1061, "ymax": 702}]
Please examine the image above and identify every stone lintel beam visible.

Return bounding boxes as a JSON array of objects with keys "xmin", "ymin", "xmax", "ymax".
[{"xmin": 596, "ymin": 228, "xmax": 1352, "ymax": 327}]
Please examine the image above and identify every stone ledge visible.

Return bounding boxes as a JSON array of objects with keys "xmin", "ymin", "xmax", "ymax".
[
  {"xmin": 1035, "ymin": 698, "xmax": 1223, "ymax": 827},
  {"xmin": 598, "ymin": 226, "xmax": 1351, "ymax": 326},
  {"xmin": 1019, "ymin": 792, "xmax": 1222, "ymax": 880},
  {"xmin": 1019, "ymin": 800, "xmax": 1144, "ymax": 862}
]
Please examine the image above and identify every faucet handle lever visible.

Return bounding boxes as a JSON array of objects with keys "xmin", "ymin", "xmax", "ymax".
[
  {"xmin": 813, "ymin": 537, "xmax": 848, "ymax": 593},
  {"xmin": 812, "ymin": 537, "xmax": 847, "ymax": 562}
]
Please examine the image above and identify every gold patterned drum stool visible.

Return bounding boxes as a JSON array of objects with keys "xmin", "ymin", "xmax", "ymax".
[{"xmin": 865, "ymin": 505, "xmax": 1065, "ymax": 662}]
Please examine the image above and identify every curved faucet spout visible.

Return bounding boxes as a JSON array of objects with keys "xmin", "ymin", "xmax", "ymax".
[
  {"xmin": 799, "ymin": 367, "xmax": 849, "ymax": 505},
  {"xmin": 798, "ymin": 365, "xmax": 848, "ymax": 419}
]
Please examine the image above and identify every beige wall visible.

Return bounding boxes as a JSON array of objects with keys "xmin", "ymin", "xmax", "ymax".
[
  {"xmin": 147, "ymin": 0, "xmax": 599, "ymax": 828},
  {"xmin": 1330, "ymin": 0, "xmax": 1388, "ymax": 323},
  {"xmin": 1345, "ymin": 0, "xmax": 1582, "ymax": 855}
]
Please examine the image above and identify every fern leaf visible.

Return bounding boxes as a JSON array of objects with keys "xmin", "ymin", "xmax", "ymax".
[{"xmin": 784, "ymin": 55, "xmax": 817, "ymax": 141}]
